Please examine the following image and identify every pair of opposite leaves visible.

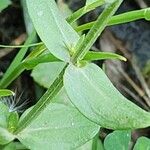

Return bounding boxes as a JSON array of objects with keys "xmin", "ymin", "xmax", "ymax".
[{"xmin": 27, "ymin": 0, "xmax": 150, "ymax": 129}]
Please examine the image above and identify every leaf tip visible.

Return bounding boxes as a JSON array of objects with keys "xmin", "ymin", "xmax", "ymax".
[{"xmin": 121, "ymin": 56, "xmax": 127, "ymax": 62}]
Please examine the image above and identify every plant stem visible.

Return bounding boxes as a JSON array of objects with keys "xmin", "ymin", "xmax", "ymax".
[
  {"xmin": 0, "ymin": 42, "xmax": 42, "ymax": 48},
  {"xmin": 15, "ymin": 65, "xmax": 67, "ymax": 133},
  {"xmin": 66, "ymin": 0, "xmax": 105, "ymax": 24},
  {"xmin": 76, "ymin": 7, "xmax": 150, "ymax": 32},
  {"xmin": 0, "ymin": 44, "xmax": 45, "ymax": 88},
  {"xmin": 0, "ymin": 30, "xmax": 37, "ymax": 88},
  {"xmin": 1, "ymin": 5, "xmax": 148, "ymax": 88},
  {"xmin": 72, "ymin": 0, "xmax": 123, "ymax": 63},
  {"xmin": 15, "ymin": 0, "xmax": 123, "ymax": 134}
]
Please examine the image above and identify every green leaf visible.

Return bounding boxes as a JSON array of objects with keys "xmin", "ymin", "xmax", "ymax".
[
  {"xmin": 0, "ymin": 31, "xmax": 37, "ymax": 89},
  {"xmin": 76, "ymin": 140, "xmax": 93, "ymax": 150},
  {"xmin": 51, "ymin": 88, "xmax": 73, "ymax": 106},
  {"xmin": 31, "ymin": 62, "xmax": 73, "ymax": 106},
  {"xmin": 58, "ymin": 0, "xmax": 72, "ymax": 18},
  {"xmin": 84, "ymin": 51, "xmax": 127, "ymax": 61},
  {"xmin": 92, "ymin": 135, "xmax": 104, "ymax": 150},
  {"xmin": 58, "ymin": 0, "xmax": 78, "ymax": 31},
  {"xmin": 31, "ymin": 61, "xmax": 73, "ymax": 106},
  {"xmin": 2, "ymin": 142, "xmax": 27, "ymax": 150},
  {"xmin": 67, "ymin": 0, "xmax": 105, "ymax": 24},
  {"xmin": 96, "ymin": 139, "xmax": 104, "ymax": 150},
  {"xmin": 104, "ymin": 130, "xmax": 131, "ymax": 150},
  {"xmin": 24, "ymin": 51, "xmax": 126, "ymax": 70},
  {"xmin": 0, "ymin": 0, "xmax": 11, "ymax": 12},
  {"xmin": 7, "ymin": 112, "xmax": 19, "ymax": 133},
  {"xmin": 2, "ymin": 142, "xmax": 16, "ymax": 150},
  {"xmin": 77, "ymin": 136, "xmax": 104, "ymax": 150},
  {"xmin": 134, "ymin": 137, "xmax": 150, "ymax": 150},
  {"xmin": 0, "ymin": 102, "xmax": 9, "ymax": 128},
  {"xmin": 0, "ymin": 103, "xmax": 15, "ymax": 145},
  {"xmin": 76, "ymin": 8, "xmax": 150, "ymax": 32},
  {"xmin": 71, "ymin": 0, "xmax": 123, "ymax": 64},
  {"xmin": 64, "ymin": 63, "xmax": 150, "ymax": 129},
  {"xmin": 0, "ymin": 127, "xmax": 15, "ymax": 145},
  {"xmin": 86, "ymin": 0, "xmax": 99, "ymax": 5},
  {"xmin": 31, "ymin": 62, "xmax": 66, "ymax": 88},
  {"xmin": 27, "ymin": 0, "xmax": 79, "ymax": 62},
  {"xmin": 17, "ymin": 103, "xmax": 100, "ymax": 150},
  {"xmin": 0, "ymin": 90, "xmax": 14, "ymax": 97}
]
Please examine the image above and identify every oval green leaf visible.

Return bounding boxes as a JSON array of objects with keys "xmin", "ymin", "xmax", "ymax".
[
  {"xmin": 31, "ymin": 62, "xmax": 66, "ymax": 88},
  {"xmin": 27, "ymin": 0, "xmax": 79, "ymax": 62},
  {"xmin": 17, "ymin": 103, "xmax": 100, "ymax": 150},
  {"xmin": 104, "ymin": 130, "xmax": 131, "ymax": 150},
  {"xmin": 64, "ymin": 63, "xmax": 150, "ymax": 129},
  {"xmin": 0, "ymin": 127, "xmax": 15, "ymax": 145},
  {"xmin": 134, "ymin": 137, "xmax": 150, "ymax": 150}
]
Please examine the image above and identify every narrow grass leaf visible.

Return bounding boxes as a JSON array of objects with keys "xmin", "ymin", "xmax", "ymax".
[
  {"xmin": 84, "ymin": 51, "xmax": 127, "ymax": 61},
  {"xmin": 67, "ymin": 0, "xmax": 105, "ymax": 24},
  {"xmin": 86, "ymin": 0, "xmax": 102, "ymax": 5}
]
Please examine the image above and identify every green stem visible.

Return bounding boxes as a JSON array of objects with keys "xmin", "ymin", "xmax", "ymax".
[
  {"xmin": 15, "ymin": 0, "xmax": 123, "ymax": 134},
  {"xmin": 0, "ymin": 30, "xmax": 37, "ymax": 88},
  {"xmin": 66, "ymin": 0, "xmax": 105, "ymax": 24},
  {"xmin": 23, "ymin": 51, "xmax": 126, "ymax": 70},
  {"xmin": 1, "ymin": 5, "xmax": 149, "ymax": 88},
  {"xmin": 0, "ymin": 44, "xmax": 45, "ymax": 88},
  {"xmin": 0, "ymin": 65, "xmax": 25, "ymax": 89},
  {"xmin": 15, "ymin": 65, "xmax": 67, "ymax": 133},
  {"xmin": 0, "ymin": 42, "xmax": 42, "ymax": 48},
  {"xmin": 72, "ymin": 0, "xmax": 123, "ymax": 63},
  {"xmin": 76, "ymin": 7, "xmax": 150, "ymax": 32}
]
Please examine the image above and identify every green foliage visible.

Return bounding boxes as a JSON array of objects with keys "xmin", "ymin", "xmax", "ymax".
[
  {"xmin": 0, "ymin": 0, "xmax": 150, "ymax": 149},
  {"xmin": 26, "ymin": 0, "xmax": 79, "ymax": 62},
  {"xmin": 1, "ymin": 142, "xmax": 27, "ymax": 150},
  {"xmin": 17, "ymin": 103, "xmax": 100, "ymax": 150},
  {"xmin": 134, "ymin": 137, "xmax": 150, "ymax": 150},
  {"xmin": 0, "ymin": 102, "xmax": 9, "ymax": 128},
  {"xmin": 104, "ymin": 130, "xmax": 131, "ymax": 150},
  {"xmin": 0, "ymin": 0, "xmax": 11, "ymax": 12},
  {"xmin": 31, "ymin": 62, "xmax": 66, "ymax": 88},
  {"xmin": 86, "ymin": 0, "xmax": 99, "ymax": 5},
  {"xmin": 0, "ymin": 90, "xmax": 14, "ymax": 97},
  {"xmin": 64, "ymin": 63, "xmax": 150, "ymax": 129},
  {"xmin": 0, "ymin": 127, "xmax": 15, "ymax": 145},
  {"xmin": 67, "ymin": 0, "xmax": 105, "ymax": 23},
  {"xmin": 76, "ymin": 7, "xmax": 150, "ymax": 32},
  {"xmin": 0, "ymin": 103, "xmax": 15, "ymax": 145}
]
